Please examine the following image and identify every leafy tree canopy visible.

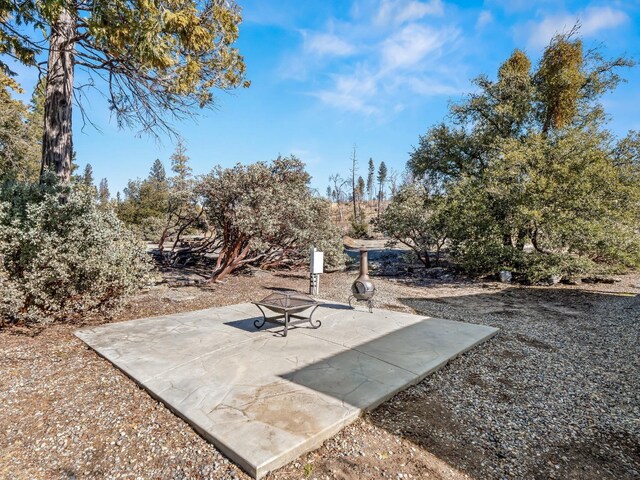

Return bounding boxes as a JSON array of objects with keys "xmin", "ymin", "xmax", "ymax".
[
  {"xmin": 0, "ymin": 0, "xmax": 249, "ymax": 133},
  {"xmin": 406, "ymin": 30, "xmax": 640, "ymax": 282}
]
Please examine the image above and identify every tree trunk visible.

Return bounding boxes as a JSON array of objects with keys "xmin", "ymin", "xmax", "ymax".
[{"xmin": 41, "ymin": 9, "xmax": 75, "ymax": 183}]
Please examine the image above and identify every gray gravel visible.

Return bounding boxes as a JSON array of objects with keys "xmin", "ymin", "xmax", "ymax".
[
  {"xmin": 2, "ymin": 267, "xmax": 638, "ymax": 480},
  {"xmin": 372, "ymin": 284, "xmax": 640, "ymax": 479}
]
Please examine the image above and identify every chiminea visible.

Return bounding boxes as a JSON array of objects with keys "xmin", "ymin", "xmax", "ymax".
[{"xmin": 349, "ymin": 249, "xmax": 376, "ymax": 312}]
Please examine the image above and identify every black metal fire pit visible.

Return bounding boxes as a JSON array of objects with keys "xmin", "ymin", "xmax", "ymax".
[{"xmin": 348, "ymin": 249, "xmax": 376, "ymax": 312}]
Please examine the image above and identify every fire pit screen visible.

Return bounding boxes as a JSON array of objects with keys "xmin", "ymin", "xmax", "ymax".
[{"xmin": 252, "ymin": 291, "xmax": 321, "ymax": 337}]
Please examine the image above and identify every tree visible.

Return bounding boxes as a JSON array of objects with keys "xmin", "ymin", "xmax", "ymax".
[
  {"xmin": 149, "ymin": 159, "xmax": 167, "ymax": 184},
  {"xmin": 407, "ymin": 30, "xmax": 639, "ymax": 281},
  {"xmin": 349, "ymin": 146, "xmax": 358, "ymax": 219},
  {"xmin": 198, "ymin": 157, "xmax": 344, "ymax": 281},
  {"xmin": 377, "ymin": 161, "xmax": 387, "ymax": 218},
  {"xmin": 157, "ymin": 140, "xmax": 204, "ymax": 263},
  {"xmin": 82, "ymin": 164, "xmax": 94, "ymax": 187},
  {"xmin": 388, "ymin": 169, "xmax": 399, "ymax": 198},
  {"xmin": 0, "ymin": 73, "xmax": 42, "ymax": 182},
  {"xmin": 374, "ymin": 183, "xmax": 447, "ymax": 268},
  {"xmin": 116, "ymin": 159, "xmax": 170, "ymax": 239},
  {"xmin": 1, "ymin": 1, "xmax": 249, "ymax": 182},
  {"xmin": 170, "ymin": 138, "xmax": 192, "ymax": 183},
  {"xmin": 357, "ymin": 176, "xmax": 365, "ymax": 203},
  {"xmin": 98, "ymin": 178, "xmax": 109, "ymax": 206},
  {"xmin": 367, "ymin": 158, "xmax": 375, "ymax": 203},
  {"xmin": 328, "ymin": 173, "xmax": 348, "ymax": 222}
]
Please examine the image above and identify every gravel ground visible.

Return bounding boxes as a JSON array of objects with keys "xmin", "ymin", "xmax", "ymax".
[{"xmin": 1, "ymin": 266, "xmax": 639, "ymax": 479}]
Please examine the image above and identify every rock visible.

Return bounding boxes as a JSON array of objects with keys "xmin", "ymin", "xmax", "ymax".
[
  {"xmin": 539, "ymin": 274, "xmax": 562, "ymax": 285},
  {"xmin": 499, "ymin": 271, "xmax": 512, "ymax": 283}
]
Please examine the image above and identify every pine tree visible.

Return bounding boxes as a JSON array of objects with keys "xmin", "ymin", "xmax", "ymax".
[
  {"xmin": 377, "ymin": 161, "xmax": 388, "ymax": 217},
  {"xmin": 82, "ymin": 164, "xmax": 94, "ymax": 187},
  {"xmin": 367, "ymin": 158, "xmax": 375, "ymax": 202},
  {"xmin": 1, "ymin": 1, "xmax": 249, "ymax": 182},
  {"xmin": 149, "ymin": 159, "xmax": 167, "ymax": 184},
  {"xmin": 170, "ymin": 139, "xmax": 192, "ymax": 183},
  {"xmin": 98, "ymin": 178, "xmax": 110, "ymax": 207}
]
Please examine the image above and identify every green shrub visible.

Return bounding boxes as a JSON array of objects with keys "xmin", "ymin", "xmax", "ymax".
[
  {"xmin": 0, "ymin": 178, "xmax": 151, "ymax": 326},
  {"xmin": 519, "ymin": 253, "xmax": 596, "ymax": 284},
  {"xmin": 349, "ymin": 215, "xmax": 368, "ymax": 239}
]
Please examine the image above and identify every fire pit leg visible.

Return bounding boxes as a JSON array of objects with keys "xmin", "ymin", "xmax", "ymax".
[
  {"xmin": 283, "ymin": 312, "xmax": 289, "ymax": 337},
  {"xmin": 254, "ymin": 305, "xmax": 268, "ymax": 329},
  {"xmin": 307, "ymin": 305, "xmax": 321, "ymax": 329}
]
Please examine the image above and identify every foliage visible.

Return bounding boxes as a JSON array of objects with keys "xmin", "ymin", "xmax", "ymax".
[
  {"xmin": 0, "ymin": 177, "xmax": 150, "ymax": 326},
  {"xmin": 376, "ymin": 161, "xmax": 387, "ymax": 215},
  {"xmin": 157, "ymin": 140, "xmax": 204, "ymax": 262},
  {"xmin": 98, "ymin": 178, "xmax": 110, "ymax": 207},
  {"xmin": 0, "ymin": 0, "xmax": 249, "ymax": 134},
  {"xmin": 0, "ymin": 73, "xmax": 42, "ymax": 182},
  {"xmin": 407, "ymin": 31, "xmax": 640, "ymax": 282},
  {"xmin": 117, "ymin": 161, "xmax": 171, "ymax": 239},
  {"xmin": 367, "ymin": 158, "xmax": 375, "ymax": 202},
  {"xmin": 349, "ymin": 213, "xmax": 368, "ymax": 239},
  {"xmin": 198, "ymin": 156, "xmax": 345, "ymax": 281},
  {"xmin": 374, "ymin": 183, "xmax": 446, "ymax": 268}
]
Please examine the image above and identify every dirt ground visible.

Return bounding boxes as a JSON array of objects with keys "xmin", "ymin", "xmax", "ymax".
[{"xmin": 1, "ymin": 265, "xmax": 639, "ymax": 480}]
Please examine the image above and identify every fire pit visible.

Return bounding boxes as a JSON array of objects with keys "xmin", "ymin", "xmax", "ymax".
[
  {"xmin": 252, "ymin": 291, "xmax": 321, "ymax": 337},
  {"xmin": 348, "ymin": 249, "xmax": 376, "ymax": 312}
]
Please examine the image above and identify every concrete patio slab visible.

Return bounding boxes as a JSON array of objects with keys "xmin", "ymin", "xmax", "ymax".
[{"xmin": 75, "ymin": 301, "xmax": 498, "ymax": 479}]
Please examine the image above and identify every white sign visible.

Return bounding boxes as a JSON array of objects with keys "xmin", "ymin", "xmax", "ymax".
[{"xmin": 310, "ymin": 248, "xmax": 324, "ymax": 274}]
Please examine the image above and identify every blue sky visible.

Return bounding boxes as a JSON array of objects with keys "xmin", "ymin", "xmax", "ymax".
[{"xmin": 10, "ymin": 0, "xmax": 640, "ymax": 195}]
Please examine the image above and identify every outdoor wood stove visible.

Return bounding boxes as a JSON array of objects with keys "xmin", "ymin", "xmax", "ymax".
[{"xmin": 348, "ymin": 249, "xmax": 376, "ymax": 312}]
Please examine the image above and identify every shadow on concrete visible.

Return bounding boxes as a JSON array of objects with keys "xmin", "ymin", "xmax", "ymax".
[
  {"xmin": 278, "ymin": 318, "xmax": 495, "ymax": 410},
  {"xmin": 223, "ymin": 317, "xmax": 264, "ymax": 333}
]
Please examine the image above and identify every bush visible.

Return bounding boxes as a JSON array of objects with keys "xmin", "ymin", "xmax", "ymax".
[
  {"xmin": 0, "ymin": 179, "xmax": 151, "ymax": 326},
  {"xmin": 349, "ymin": 214, "xmax": 368, "ymax": 239},
  {"xmin": 519, "ymin": 253, "xmax": 596, "ymax": 284},
  {"xmin": 374, "ymin": 183, "xmax": 447, "ymax": 268},
  {"xmin": 198, "ymin": 156, "xmax": 346, "ymax": 281}
]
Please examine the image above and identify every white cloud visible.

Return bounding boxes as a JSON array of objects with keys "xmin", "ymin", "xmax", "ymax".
[
  {"xmin": 381, "ymin": 24, "xmax": 452, "ymax": 70},
  {"xmin": 286, "ymin": 1, "xmax": 463, "ymax": 116},
  {"xmin": 405, "ymin": 76, "xmax": 465, "ymax": 96},
  {"xmin": 580, "ymin": 7, "xmax": 629, "ymax": 36},
  {"xmin": 476, "ymin": 10, "xmax": 493, "ymax": 30},
  {"xmin": 303, "ymin": 32, "xmax": 356, "ymax": 57},
  {"xmin": 527, "ymin": 6, "xmax": 629, "ymax": 49},
  {"xmin": 375, "ymin": 0, "xmax": 444, "ymax": 26},
  {"xmin": 313, "ymin": 71, "xmax": 380, "ymax": 115}
]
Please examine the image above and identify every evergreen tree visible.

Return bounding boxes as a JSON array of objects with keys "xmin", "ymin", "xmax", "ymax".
[
  {"xmin": 357, "ymin": 176, "xmax": 366, "ymax": 203},
  {"xmin": 377, "ymin": 161, "xmax": 388, "ymax": 217},
  {"xmin": 82, "ymin": 164, "xmax": 94, "ymax": 187},
  {"xmin": 98, "ymin": 178, "xmax": 110, "ymax": 207},
  {"xmin": 0, "ymin": 73, "xmax": 42, "ymax": 182},
  {"xmin": 149, "ymin": 159, "xmax": 167, "ymax": 184},
  {"xmin": 170, "ymin": 139, "xmax": 192, "ymax": 183},
  {"xmin": 1, "ymin": 1, "xmax": 249, "ymax": 182},
  {"xmin": 367, "ymin": 158, "xmax": 375, "ymax": 202}
]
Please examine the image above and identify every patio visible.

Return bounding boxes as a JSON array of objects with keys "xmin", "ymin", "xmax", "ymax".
[{"xmin": 75, "ymin": 301, "xmax": 497, "ymax": 479}]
